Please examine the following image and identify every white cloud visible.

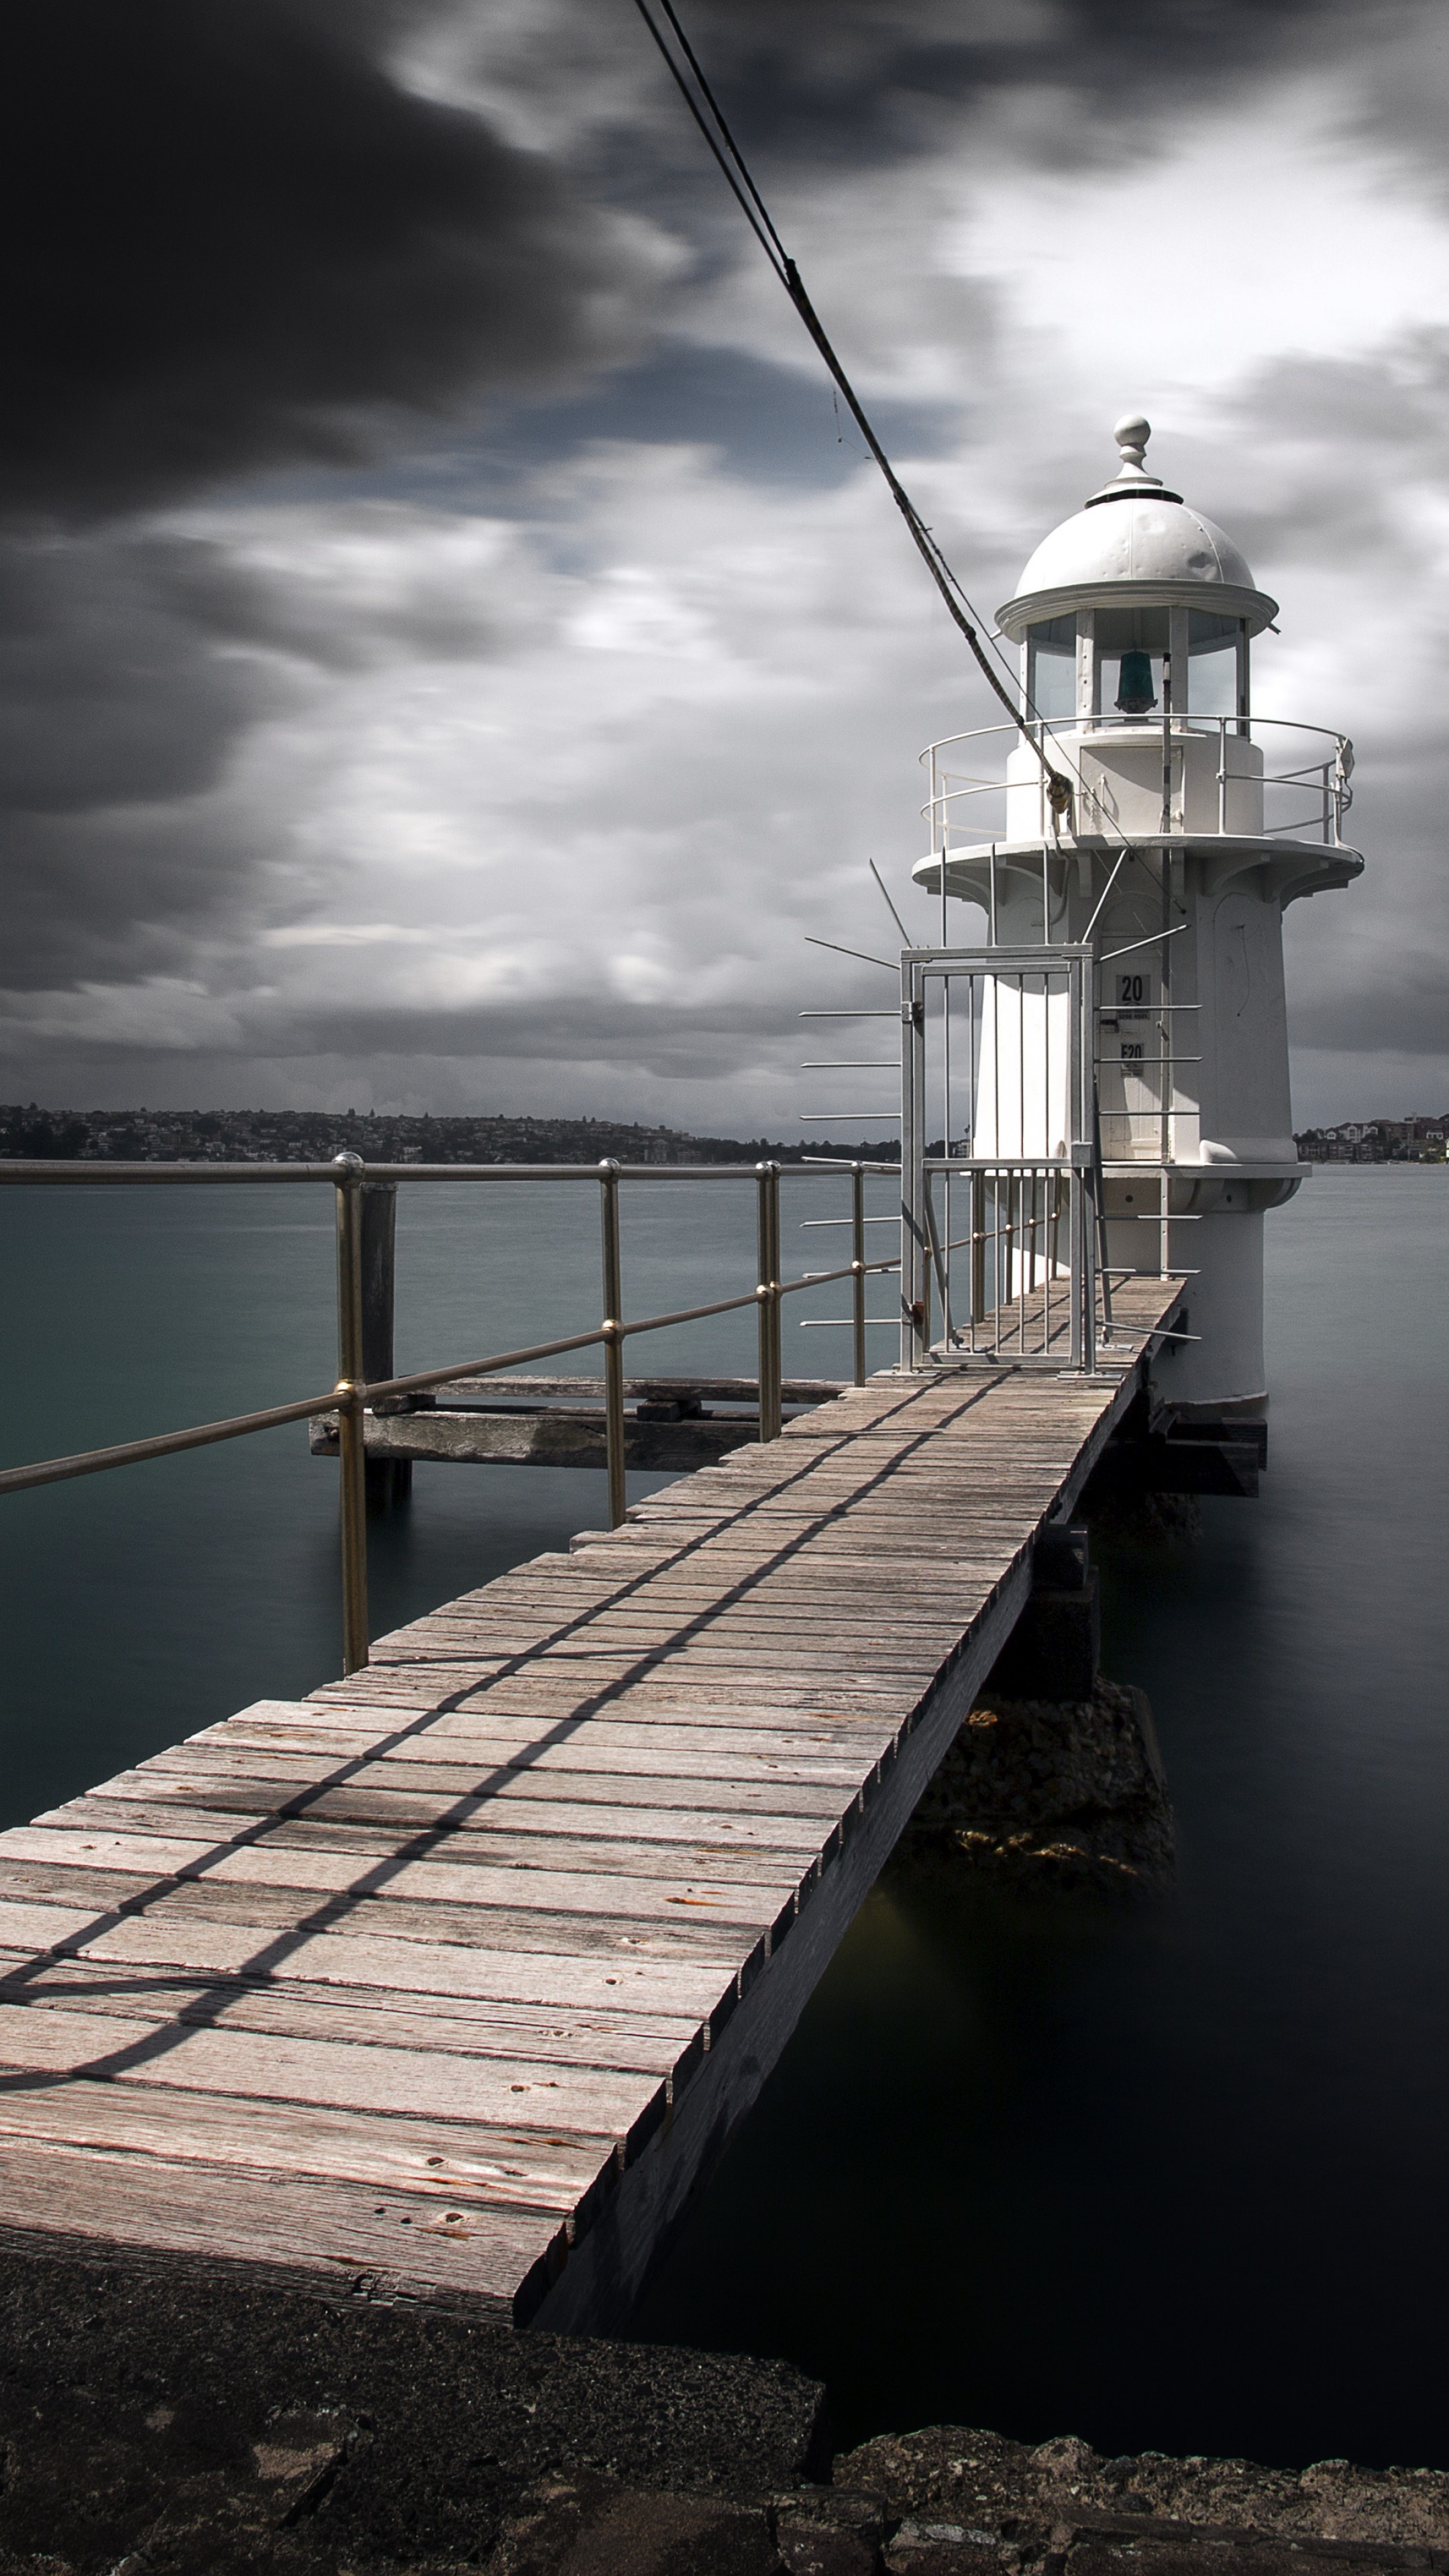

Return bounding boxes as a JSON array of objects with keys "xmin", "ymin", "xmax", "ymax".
[{"xmin": 957, "ymin": 83, "xmax": 1449, "ymax": 397}]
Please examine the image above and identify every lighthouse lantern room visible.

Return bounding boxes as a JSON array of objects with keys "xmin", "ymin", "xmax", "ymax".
[{"xmin": 912, "ymin": 416, "xmax": 1363, "ymax": 1421}]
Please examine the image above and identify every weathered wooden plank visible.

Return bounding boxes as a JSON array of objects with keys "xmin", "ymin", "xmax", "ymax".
[
  {"xmin": 0, "ymin": 1870, "xmax": 757, "ymax": 1972},
  {"xmin": 58, "ymin": 1777, "xmax": 851, "ymax": 1845},
  {"xmin": 0, "ymin": 2135, "xmax": 557, "ymax": 2312},
  {"xmin": 431, "ymin": 1375, "xmax": 844, "ymax": 1403},
  {"xmin": 178, "ymin": 1703, "xmax": 886, "ymax": 1756},
  {"xmin": 314, "ymin": 1409, "xmax": 769, "ymax": 1472},
  {"xmin": 0, "ymin": 1953, "xmax": 701, "ymax": 2073},
  {"xmin": 156, "ymin": 1732, "xmax": 883, "ymax": 1786},
  {"xmin": 0, "ymin": 1827, "xmax": 796, "ymax": 1931},
  {"xmin": 0, "ymin": 2001, "xmax": 660, "ymax": 2141},
  {"xmin": 20, "ymin": 1808, "xmax": 827, "ymax": 1894},
  {"xmin": 0, "ymin": 2072, "xmax": 619, "ymax": 2210},
  {"xmin": 102, "ymin": 1756, "xmax": 860, "ymax": 1821},
  {"xmin": 0, "ymin": 1900, "xmax": 737, "ymax": 2010}
]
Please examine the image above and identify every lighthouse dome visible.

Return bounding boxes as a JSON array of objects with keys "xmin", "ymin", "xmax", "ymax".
[
  {"xmin": 1016, "ymin": 492, "xmax": 1256, "ymax": 595},
  {"xmin": 997, "ymin": 415, "xmax": 1277, "ymax": 639}
]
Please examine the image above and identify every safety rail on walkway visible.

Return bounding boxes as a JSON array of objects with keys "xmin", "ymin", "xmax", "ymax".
[{"xmin": 0, "ymin": 1155, "xmax": 900, "ymax": 1677}]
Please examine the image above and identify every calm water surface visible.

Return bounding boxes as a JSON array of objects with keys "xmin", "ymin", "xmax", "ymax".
[{"xmin": 1, "ymin": 1166, "xmax": 1445, "ymax": 2466}]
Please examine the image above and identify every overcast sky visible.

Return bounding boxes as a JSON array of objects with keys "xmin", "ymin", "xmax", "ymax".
[{"xmin": 5, "ymin": 0, "xmax": 1447, "ymax": 1130}]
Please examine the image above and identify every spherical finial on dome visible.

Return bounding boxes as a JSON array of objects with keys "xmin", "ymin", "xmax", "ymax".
[
  {"xmin": 1084, "ymin": 411, "xmax": 1175, "ymax": 508},
  {"xmin": 1113, "ymin": 413, "xmax": 1151, "ymax": 473}
]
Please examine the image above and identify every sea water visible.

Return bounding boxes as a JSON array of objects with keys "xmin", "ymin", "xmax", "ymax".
[{"xmin": 1, "ymin": 1165, "xmax": 1445, "ymax": 2465}]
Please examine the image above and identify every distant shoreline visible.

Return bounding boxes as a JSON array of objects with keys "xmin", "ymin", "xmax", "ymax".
[
  {"xmin": 0, "ymin": 1104, "xmax": 902, "ymax": 1167},
  {"xmin": 6, "ymin": 1105, "xmax": 1444, "ymax": 1169},
  {"xmin": 1295, "ymin": 1118, "xmax": 1446, "ymax": 1163}
]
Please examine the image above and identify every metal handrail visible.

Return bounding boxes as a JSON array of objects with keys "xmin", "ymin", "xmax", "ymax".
[
  {"xmin": 0, "ymin": 1159, "xmax": 898, "ymax": 1187},
  {"xmin": 917, "ymin": 711, "xmax": 1354, "ymax": 852},
  {"xmin": 0, "ymin": 1153, "xmax": 900, "ymax": 1677},
  {"xmin": 920, "ymin": 711, "xmax": 1353, "ymax": 762}
]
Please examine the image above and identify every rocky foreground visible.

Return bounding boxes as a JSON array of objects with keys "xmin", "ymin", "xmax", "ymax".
[
  {"xmin": 831, "ymin": 2424, "xmax": 1449, "ymax": 2570},
  {"xmin": 0, "ymin": 2255, "xmax": 1444, "ymax": 2574},
  {"xmin": 482, "ymin": 2426, "xmax": 1449, "ymax": 2573}
]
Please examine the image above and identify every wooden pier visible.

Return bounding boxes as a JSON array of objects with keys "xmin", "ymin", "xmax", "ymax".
[{"xmin": 0, "ymin": 1280, "xmax": 1181, "ymax": 2335}]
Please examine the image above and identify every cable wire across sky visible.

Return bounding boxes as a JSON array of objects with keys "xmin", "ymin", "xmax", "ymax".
[{"xmin": 629, "ymin": 0, "xmax": 1073, "ymax": 809}]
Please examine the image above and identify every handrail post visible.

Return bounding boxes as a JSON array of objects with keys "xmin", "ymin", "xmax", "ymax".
[
  {"xmin": 361, "ymin": 1180, "xmax": 410, "ymax": 1507},
  {"xmin": 598, "ymin": 1160, "xmax": 627, "ymax": 1528},
  {"xmin": 331, "ymin": 1152, "xmax": 370, "ymax": 1675},
  {"xmin": 769, "ymin": 1161, "xmax": 782, "ymax": 1435},
  {"xmin": 755, "ymin": 1161, "xmax": 782, "ymax": 1440},
  {"xmin": 850, "ymin": 1161, "xmax": 867, "ymax": 1387}
]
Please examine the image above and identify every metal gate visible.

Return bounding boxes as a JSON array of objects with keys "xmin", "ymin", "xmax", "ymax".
[{"xmin": 900, "ymin": 945, "xmax": 1100, "ymax": 1373}]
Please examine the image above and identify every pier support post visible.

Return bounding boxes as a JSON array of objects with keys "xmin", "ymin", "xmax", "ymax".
[{"xmin": 987, "ymin": 1517, "xmax": 1100, "ymax": 1699}]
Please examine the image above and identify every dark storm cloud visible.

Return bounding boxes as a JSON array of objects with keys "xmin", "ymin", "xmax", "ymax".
[
  {"xmin": 1212, "ymin": 333, "xmax": 1449, "ymax": 570},
  {"xmin": 1290, "ymin": 969, "xmax": 1449, "ymax": 1059},
  {"xmin": 4, "ymin": 0, "xmax": 1438, "ymax": 527},
  {"xmin": 2, "ymin": 800, "xmax": 266, "ymax": 994},
  {"xmin": 549, "ymin": 0, "xmax": 1403, "ymax": 179},
  {"xmin": 0, "ymin": 504, "xmax": 549, "ymax": 991},
  {"xmin": 3, "ymin": 0, "xmax": 648, "ymax": 521},
  {"xmin": 13, "ymin": 981, "xmax": 812, "ymax": 1081},
  {"xmin": 0, "ymin": 0, "xmax": 653, "ymax": 1016},
  {"xmin": 0, "ymin": 520, "xmax": 286, "ymax": 985},
  {"xmin": 158, "ymin": 515, "xmax": 540, "ymax": 668},
  {"xmin": 0, "ymin": 526, "xmax": 269, "ymax": 1002},
  {"xmin": 0, "ymin": 533, "xmax": 289, "ymax": 816}
]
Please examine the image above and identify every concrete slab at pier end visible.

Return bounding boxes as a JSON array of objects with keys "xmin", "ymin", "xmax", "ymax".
[{"xmin": 0, "ymin": 1284, "xmax": 1179, "ymax": 2337}]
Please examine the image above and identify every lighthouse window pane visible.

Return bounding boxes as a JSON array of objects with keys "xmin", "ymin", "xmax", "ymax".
[
  {"xmin": 1095, "ymin": 606, "xmax": 1167, "ymax": 719},
  {"xmin": 1026, "ymin": 616, "xmax": 1077, "ymax": 721},
  {"xmin": 1187, "ymin": 610, "xmax": 1243, "ymax": 718}
]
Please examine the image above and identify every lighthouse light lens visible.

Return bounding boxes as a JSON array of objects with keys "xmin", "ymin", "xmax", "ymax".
[
  {"xmin": 1115, "ymin": 649, "xmax": 1157, "ymax": 714},
  {"xmin": 1095, "ymin": 606, "xmax": 1168, "ymax": 720}
]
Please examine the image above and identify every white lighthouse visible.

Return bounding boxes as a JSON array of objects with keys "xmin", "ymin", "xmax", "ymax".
[{"xmin": 913, "ymin": 415, "xmax": 1363, "ymax": 1424}]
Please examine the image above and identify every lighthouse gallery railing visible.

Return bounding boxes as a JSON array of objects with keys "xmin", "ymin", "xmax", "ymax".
[{"xmin": 921, "ymin": 712, "xmax": 1355, "ymax": 853}]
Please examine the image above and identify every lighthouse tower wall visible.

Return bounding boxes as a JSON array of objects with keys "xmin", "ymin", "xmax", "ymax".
[
  {"xmin": 1155, "ymin": 1199, "xmax": 1267, "ymax": 1412},
  {"xmin": 1195, "ymin": 872, "xmax": 1297, "ymax": 1166}
]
